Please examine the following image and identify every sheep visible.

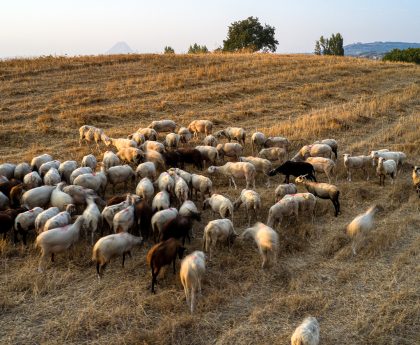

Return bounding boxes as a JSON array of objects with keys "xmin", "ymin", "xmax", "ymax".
[
  {"xmin": 216, "ymin": 143, "xmax": 243, "ymax": 162},
  {"xmin": 283, "ymin": 193, "xmax": 317, "ymax": 223},
  {"xmin": 295, "ymin": 175, "xmax": 340, "ymax": 216},
  {"xmin": 112, "ymin": 199, "xmax": 140, "ymax": 233},
  {"xmin": 239, "ymin": 156, "xmax": 272, "ymax": 187},
  {"xmin": 14, "ymin": 207, "xmax": 44, "ymax": 244},
  {"xmin": 58, "ymin": 160, "xmax": 78, "ymax": 184},
  {"xmin": 38, "ymin": 160, "xmax": 60, "ymax": 177},
  {"xmin": 264, "ymin": 136, "xmax": 290, "ymax": 152},
  {"xmin": 92, "ymin": 232, "xmax": 143, "ymax": 278},
  {"xmin": 314, "ymin": 138, "xmax": 338, "ymax": 158},
  {"xmin": 152, "ymin": 191, "xmax": 171, "ymax": 212},
  {"xmin": 305, "ymin": 157, "xmax": 336, "ymax": 183},
  {"xmin": 164, "ymin": 133, "xmax": 181, "ymax": 150},
  {"xmin": 188, "ymin": 120, "xmax": 213, "ymax": 138},
  {"xmin": 43, "ymin": 204, "xmax": 76, "ymax": 231},
  {"xmin": 291, "ymin": 316, "xmax": 320, "ymax": 345},
  {"xmin": 346, "ymin": 204, "xmax": 383, "ymax": 255},
  {"xmin": 214, "ymin": 127, "xmax": 246, "ymax": 146},
  {"xmin": 128, "ymin": 132, "xmax": 146, "ymax": 146},
  {"xmin": 102, "ymin": 151, "xmax": 121, "ymax": 171},
  {"xmin": 0, "ymin": 191, "xmax": 9, "ymax": 211},
  {"xmin": 146, "ymin": 237, "xmax": 186, "ymax": 293},
  {"xmin": 413, "ymin": 166, "xmax": 420, "ymax": 198},
  {"xmin": 106, "ymin": 137, "xmax": 137, "ymax": 151},
  {"xmin": 79, "ymin": 125, "xmax": 107, "ymax": 148},
  {"xmin": 23, "ymin": 171, "xmax": 42, "ymax": 188},
  {"xmin": 233, "ymin": 189, "xmax": 261, "ymax": 226},
  {"xmin": 101, "ymin": 198, "xmax": 130, "ymax": 234},
  {"xmin": 30, "ymin": 154, "xmax": 53, "ymax": 172},
  {"xmin": 81, "ymin": 196, "xmax": 101, "ymax": 245},
  {"xmin": 160, "ymin": 212, "xmax": 201, "ymax": 244},
  {"xmin": 151, "ymin": 208, "xmax": 178, "ymax": 243},
  {"xmin": 133, "ymin": 198, "xmax": 153, "ymax": 239},
  {"xmin": 176, "ymin": 148, "xmax": 203, "ymax": 170},
  {"xmin": 274, "ymin": 183, "xmax": 297, "ymax": 202},
  {"xmin": 156, "ymin": 172, "xmax": 175, "ymax": 195},
  {"xmin": 148, "ymin": 120, "xmax": 177, "ymax": 133},
  {"xmin": 191, "ymin": 174, "xmax": 212, "ymax": 201},
  {"xmin": 14, "ymin": 163, "xmax": 31, "ymax": 181},
  {"xmin": 203, "ymin": 135, "xmax": 218, "ymax": 147},
  {"xmin": 251, "ymin": 132, "xmax": 266, "ymax": 155},
  {"xmin": 116, "ymin": 147, "xmax": 144, "ymax": 165},
  {"xmin": 203, "ymin": 193, "xmax": 234, "ymax": 221},
  {"xmin": 240, "ymin": 222, "xmax": 278, "ymax": 268},
  {"xmin": 195, "ymin": 145, "xmax": 219, "ymax": 168},
  {"xmin": 73, "ymin": 171, "xmax": 107, "ymax": 196},
  {"xmin": 173, "ymin": 173, "xmax": 189, "ymax": 206},
  {"xmin": 269, "ymin": 161, "xmax": 317, "ymax": 184},
  {"xmin": 178, "ymin": 127, "xmax": 192, "ymax": 143},
  {"xmin": 81, "ymin": 154, "xmax": 97, "ymax": 170},
  {"xmin": 293, "ymin": 144, "xmax": 333, "ymax": 161},
  {"xmin": 69, "ymin": 167, "xmax": 93, "ymax": 184},
  {"xmin": 21, "ymin": 185, "xmax": 55, "ymax": 209},
  {"xmin": 136, "ymin": 177, "xmax": 155, "ymax": 204},
  {"xmin": 370, "ymin": 150, "xmax": 406, "ymax": 168},
  {"xmin": 179, "ymin": 200, "xmax": 200, "ymax": 239},
  {"xmin": 267, "ymin": 197, "xmax": 299, "ymax": 229},
  {"xmin": 162, "ymin": 151, "xmax": 182, "ymax": 168},
  {"xmin": 202, "ymin": 219, "xmax": 237, "ymax": 260},
  {"xmin": 0, "ymin": 179, "xmax": 21, "ymax": 199},
  {"xmin": 104, "ymin": 164, "xmax": 134, "ymax": 193},
  {"xmin": 35, "ymin": 215, "xmax": 84, "ymax": 272},
  {"xmin": 9, "ymin": 183, "xmax": 29, "ymax": 208},
  {"xmin": 343, "ymin": 154, "xmax": 373, "ymax": 182},
  {"xmin": 43, "ymin": 167, "xmax": 61, "ymax": 186},
  {"xmin": 136, "ymin": 127, "xmax": 158, "ymax": 141},
  {"xmin": 135, "ymin": 162, "xmax": 156, "ymax": 182},
  {"xmin": 50, "ymin": 182, "xmax": 74, "ymax": 211},
  {"xmin": 0, "ymin": 163, "xmax": 16, "ymax": 179},
  {"xmin": 35, "ymin": 207, "xmax": 60, "ymax": 234},
  {"xmin": 140, "ymin": 140, "xmax": 165, "ymax": 153},
  {"xmin": 145, "ymin": 150, "xmax": 166, "ymax": 171},
  {"xmin": 62, "ymin": 185, "xmax": 95, "ymax": 208},
  {"xmin": 168, "ymin": 168, "xmax": 192, "ymax": 188},
  {"xmin": 208, "ymin": 162, "xmax": 256, "ymax": 190},
  {"xmin": 0, "ymin": 207, "xmax": 28, "ymax": 240},
  {"xmin": 376, "ymin": 157, "xmax": 397, "ymax": 186},
  {"xmin": 180, "ymin": 251, "xmax": 206, "ymax": 313},
  {"xmin": 258, "ymin": 147, "xmax": 287, "ymax": 163}
]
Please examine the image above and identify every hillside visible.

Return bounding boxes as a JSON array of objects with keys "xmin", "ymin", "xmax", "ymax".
[
  {"xmin": 345, "ymin": 41, "xmax": 420, "ymax": 59},
  {"xmin": 0, "ymin": 54, "xmax": 419, "ymax": 345}
]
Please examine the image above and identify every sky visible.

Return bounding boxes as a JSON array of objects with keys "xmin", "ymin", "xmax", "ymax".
[{"xmin": 1, "ymin": 0, "xmax": 419, "ymax": 57}]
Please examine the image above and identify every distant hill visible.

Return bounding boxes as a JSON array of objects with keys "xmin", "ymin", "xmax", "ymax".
[
  {"xmin": 106, "ymin": 42, "xmax": 134, "ymax": 55},
  {"xmin": 344, "ymin": 41, "xmax": 420, "ymax": 59}
]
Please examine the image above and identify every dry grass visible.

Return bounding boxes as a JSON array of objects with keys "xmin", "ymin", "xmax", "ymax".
[{"xmin": 0, "ymin": 53, "xmax": 419, "ymax": 344}]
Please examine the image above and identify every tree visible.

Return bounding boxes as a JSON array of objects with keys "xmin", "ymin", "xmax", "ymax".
[
  {"xmin": 314, "ymin": 33, "xmax": 344, "ymax": 56},
  {"xmin": 383, "ymin": 48, "xmax": 420, "ymax": 64},
  {"xmin": 222, "ymin": 16, "xmax": 278, "ymax": 53},
  {"xmin": 188, "ymin": 43, "xmax": 209, "ymax": 54},
  {"xmin": 164, "ymin": 46, "xmax": 175, "ymax": 54}
]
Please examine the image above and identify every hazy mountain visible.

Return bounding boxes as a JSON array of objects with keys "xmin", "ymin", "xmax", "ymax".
[
  {"xmin": 344, "ymin": 41, "xmax": 420, "ymax": 59},
  {"xmin": 106, "ymin": 41, "xmax": 134, "ymax": 55}
]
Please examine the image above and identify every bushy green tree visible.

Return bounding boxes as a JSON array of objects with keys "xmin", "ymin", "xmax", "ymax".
[
  {"xmin": 315, "ymin": 33, "xmax": 344, "ymax": 56},
  {"xmin": 188, "ymin": 43, "xmax": 209, "ymax": 54},
  {"xmin": 164, "ymin": 46, "xmax": 175, "ymax": 54},
  {"xmin": 223, "ymin": 16, "xmax": 278, "ymax": 52},
  {"xmin": 383, "ymin": 48, "xmax": 420, "ymax": 64}
]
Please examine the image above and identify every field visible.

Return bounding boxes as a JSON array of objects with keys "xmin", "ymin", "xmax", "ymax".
[{"xmin": 0, "ymin": 54, "xmax": 419, "ymax": 345}]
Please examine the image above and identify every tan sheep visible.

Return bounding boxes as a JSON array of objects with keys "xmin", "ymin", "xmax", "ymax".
[
  {"xmin": 208, "ymin": 162, "xmax": 256, "ymax": 189},
  {"xmin": 305, "ymin": 156, "xmax": 336, "ymax": 183},
  {"xmin": 188, "ymin": 120, "xmax": 213, "ymax": 138}
]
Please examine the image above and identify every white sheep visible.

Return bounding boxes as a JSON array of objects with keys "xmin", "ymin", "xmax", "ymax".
[
  {"xmin": 113, "ymin": 204, "xmax": 136, "ymax": 233},
  {"xmin": 73, "ymin": 171, "xmax": 107, "ymax": 196},
  {"xmin": 81, "ymin": 154, "xmax": 97, "ymax": 170},
  {"xmin": 14, "ymin": 207, "xmax": 44, "ymax": 244},
  {"xmin": 202, "ymin": 219, "xmax": 237, "ymax": 260},
  {"xmin": 128, "ymin": 132, "xmax": 146, "ymax": 146},
  {"xmin": 214, "ymin": 127, "xmax": 246, "ymax": 146},
  {"xmin": 233, "ymin": 189, "xmax": 261, "ymax": 226},
  {"xmin": 168, "ymin": 168, "xmax": 192, "ymax": 187},
  {"xmin": 148, "ymin": 119, "xmax": 177, "ymax": 133},
  {"xmin": 102, "ymin": 151, "xmax": 121, "ymax": 170},
  {"xmin": 164, "ymin": 133, "xmax": 181, "ymax": 150},
  {"xmin": 136, "ymin": 177, "xmax": 155, "ymax": 203},
  {"xmin": 50, "ymin": 182, "xmax": 73, "ymax": 211},
  {"xmin": 179, "ymin": 200, "xmax": 200, "ymax": 217},
  {"xmin": 106, "ymin": 137, "xmax": 137, "ymax": 151},
  {"xmin": 293, "ymin": 144, "xmax": 333, "ymax": 161},
  {"xmin": 140, "ymin": 140, "xmax": 165, "ymax": 153},
  {"xmin": 135, "ymin": 162, "xmax": 156, "ymax": 182},
  {"xmin": 173, "ymin": 173, "xmax": 189, "ymax": 206},
  {"xmin": 264, "ymin": 136, "xmax": 290, "ymax": 152},
  {"xmin": 31, "ymin": 154, "xmax": 53, "ymax": 171},
  {"xmin": 291, "ymin": 316, "xmax": 320, "ymax": 345},
  {"xmin": 239, "ymin": 156, "xmax": 272, "ymax": 186},
  {"xmin": 83, "ymin": 196, "xmax": 102, "ymax": 245},
  {"xmin": 274, "ymin": 183, "xmax": 298, "ymax": 202},
  {"xmin": 258, "ymin": 147, "xmax": 287, "ymax": 163},
  {"xmin": 180, "ymin": 251, "xmax": 206, "ymax": 313},
  {"xmin": 23, "ymin": 171, "xmax": 42, "ymax": 188},
  {"xmin": 314, "ymin": 138, "xmax": 338, "ymax": 158},
  {"xmin": 0, "ymin": 163, "xmax": 16, "ymax": 179},
  {"xmin": 216, "ymin": 143, "xmax": 243, "ymax": 161},
  {"xmin": 79, "ymin": 125, "xmax": 107, "ymax": 148},
  {"xmin": 282, "ymin": 193, "xmax": 317, "ymax": 223},
  {"xmin": 136, "ymin": 127, "xmax": 158, "ymax": 141},
  {"xmin": 195, "ymin": 145, "xmax": 219, "ymax": 168},
  {"xmin": 178, "ymin": 127, "xmax": 192, "ymax": 143},
  {"xmin": 203, "ymin": 193, "xmax": 233, "ymax": 221},
  {"xmin": 370, "ymin": 150, "xmax": 406, "ymax": 168},
  {"xmin": 39, "ymin": 160, "xmax": 60, "ymax": 177},
  {"xmin": 101, "ymin": 197, "xmax": 130, "ymax": 233},
  {"xmin": 58, "ymin": 160, "xmax": 78, "ymax": 184},
  {"xmin": 92, "ymin": 232, "xmax": 143, "ymax": 278},
  {"xmin": 240, "ymin": 222, "xmax": 279, "ymax": 268},
  {"xmin": 43, "ymin": 167, "xmax": 61, "ymax": 186},
  {"xmin": 116, "ymin": 147, "xmax": 144, "ymax": 165},
  {"xmin": 14, "ymin": 163, "xmax": 31, "ymax": 181},
  {"xmin": 43, "ymin": 204, "xmax": 76, "ymax": 231},
  {"xmin": 156, "ymin": 172, "xmax": 175, "ymax": 194},
  {"xmin": 203, "ymin": 135, "xmax": 218, "ymax": 147},
  {"xmin": 152, "ymin": 191, "xmax": 170, "ymax": 212},
  {"xmin": 188, "ymin": 120, "xmax": 213, "ymax": 138},
  {"xmin": 346, "ymin": 204, "xmax": 383, "ymax": 255},
  {"xmin": 35, "ymin": 207, "xmax": 60, "ymax": 234},
  {"xmin": 376, "ymin": 157, "xmax": 397, "ymax": 186},
  {"xmin": 305, "ymin": 156, "xmax": 336, "ymax": 183},
  {"xmin": 190, "ymin": 174, "xmax": 212, "ymax": 201},
  {"xmin": 104, "ymin": 165, "xmax": 134, "ymax": 193},
  {"xmin": 343, "ymin": 154, "xmax": 373, "ymax": 181},
  {"xmin": 145, "ymin": 150, "xmax": 166, "ymax": 171},
  {"xmin": 21, "ymin": 185, "xmax": 55, "ymax": 209},
  {"xmin": 208, "ymin": 162, "xmax": 256, "ymax": 189},
  {"xmin": 151, "ymin": 207, "xmax": 178, "ymax": 242},
  {"xmin": 69, "ymin": 166, "xmax": 93, "ymax": 184},
  {"xmin": 35, "ymin": 215, "xmax": 84, "ymax": 272},
  {"xmin": 267, "ymin": 197, "xmax": 299, "ymax": 229},
  {"xmin": 251, "ymin": 132, "xmax": 266, "ymax": 155}
]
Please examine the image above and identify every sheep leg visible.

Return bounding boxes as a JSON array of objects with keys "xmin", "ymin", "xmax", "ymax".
[
  {"xmin": 122, "ymin": 252, "xmax": 126, "ymax": 267},
  {"xmin": 51, "ymin": 253, "xmax": 55, "ymax": 262},
  {"xmin": 231, "ymin": 177, "xmax": 237, "ymax": 189}
]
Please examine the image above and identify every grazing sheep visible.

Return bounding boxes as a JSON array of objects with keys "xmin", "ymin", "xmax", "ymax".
[
  {"xmin": 14, "ymin": 207, "xmax": 44, "ymax": 244},
  {"xmin": 293, "ymin": 144, "xmax": 333, "ymax": 161},
  {"xmin": 136, "ymin": 128, "xmax": 158, "ymax": 141},
  {"xmin": 180, "ymin": 251, "xmax": 206, "ymax": 313},
  {"xmin": 295, "ymin": 176, "xmax": 340, "ymax": 217},
  {"xmin": 283, "ymin": 193, "xmax": 317, "ymax": 223},
  {"xmin": 31, "ymin": 154, "xmax": 53, "ymax": 172},
  {"xmin": 176, "ymin": 148, "xmax": 203, "ymax": 170},
  {"xmin": 9, "ymin": 183, "xmax": 29, "ymax": 208},
  {"xmin": 240, "ymin": 222, "xmax": 278, "ymax": 268},
  {"xmin": 151, "ymin": 208, "xmax": 178, "ymax": 243},
  {"xmin": 208, "ymin": 162, "xmax": 256, "ymax": 189},
  {"xmin": 233, "ymin": 189, "xmax": 261, "ymax": 226},
  {"xmin": 133, "ymin": 198, "xmax": 153, "ymax": 239},
  {"xmin": 370, "ymin": 150, "xmax": 406, "ymax": 168},
  {"xmin": 178, "ymin": 127, "xmax": 192, "ymax": 143},
  {"xmin": 195, "ymin": 145, "xmax": 219, "ymax": 168},
  {"xmin": 116, "ymin": 147, "xmax": 144, "ymax": 165},
  {"xmin": 44, "ymin": 204, "xmax": 76, "ymax": 231},
  {"xmin": 160, "ymin": 212, "xmax": 201, "ymax": 244},
  {"xmin": 50, "ymin": 182, "xmax": 74, "ymax": 211},
  {"xmin": 105, "ymin": 165, "xmax": 135, "ymax": 193},
  {"xmin": 35, "ymin": 207, "xmax": 60, "ymax": 234},
  {"xmin": 23, "ymin": 171, "xmax": 42, "ymax": 188},
  {"xmin": 413, "ymin": 166, "xmax": 420, "ymax": 198},
  {"xmin": 251, "ymin": 132, "xmax": 266, "ymax": 155},
  {"xmin": 146, "ymin": 238, "xmax": 186, "ymax": 293},
  {"xmin": 106, "ymin": 137, "xmax": 137, "ymax": 151},
  {"xmin": 203, "ymin": 135, "xmax": 218, "ymax": 147},
  {"xmin": 43, "ymin": 168, "xmax": 61, "ymax": 186},
  {"xmin": 346, "ymin": 204, "xmax": 383, "ymax": 255},
  {"xmin": 148, "ymin": 120, "xmax": 177, "ymax": 133},
  {"xmin": 35, "ymin": 215, "xmax": 84, "ymax": 272},
  {"xmin": 152, "ymin": 191, "xmax": 171, "ymax": 212},
  {"xmin": 140, "ymin": 140, "xmax": 165, "ymax": 153},
  {"xmin": 173, "ymin": 173, "xmax": 189, "ymax": 206},
  {"xmin": 156, "ymin": 172, "xmax": 175, "ymax": 194},
  {"xmin": 291, "ymin": 316, "xmax": 320, "ymax": 345},
  {"xmin": 145, "ymin": 150, "xmax": 166, "ymax": 172},
  {"xmin": 128, "ymin": 132, "xmax": 146, "ymax": 146},
  {"xmin": 191, "ymin": 174, "xmax": 212, "ymax": 202},
  {"xmin": 136, "ymin": 177, "xmax": 155, "ymax": 204},
  {"xmin": 0, "ymin": 207, "xmax": 28, "ymax": 240},
  {"xmin": 203, "ymin": 193, "xmax": 234, "ymax": 221},
  {"xmin": 38, "ymin": 160, "xmax": 60, "ymax": 178},
  {"xmin": 314, "ymin": 138, "xmax": 338, "ymax": 158},
  {"xmin": 81, "ymin": 154, "xmax": 97, "ymax": 170},
  {"xmin": 179, "ymin": 200, "xmax": 200, "ymax": 217},
  {"xmin": 275, "ymin": 183, "xmax": 298, "ymax": 202},
  {"xmin": 305, "ymin": 157, "xmax": 336, "ymax": 183},
  {"xmin": 14, "ymin": 163, "xmax": 31, "ymax": 181},
  {"xmin": 258, "ymin": 147, "xmax": 287, "ymax": 163},
  {"xmin": 164, "ymin": 133, "xmax": 181, "ymax": 150},
  {"xmin": 239, "ymin": 156, "xmax": 272, "ymax": 186},
  {"xmin": 58, "ymin": 161, "xmax": 78, "ymax": 184},
  {"xmin": 264, "ymin": 136, "xmax": 290, "ymax": 152},
  {"xmin": 112, "ymin": 200, "xmax": 140, "ymax": 233},
  {"xmin": 74, "ymin": 171, "xmax": 107, "ymax": 196},
  {"xmin": 214, "ymin": 127, "xmax": 246, "ymax": 146},
  {"xmin": 162, "ymin": 151, "xmax": 182, "ymax": 169},
  {"xmin": 269, "ymin": 161, "xmax": 317, "ymax": 184},
  {"xmin": 376, "ymin": 157, "xmax": 397, "ymax": 186},
  {"xmin": 168, "ymin": 168, "xmax": 192, "ymax": 188},
  {"xmin": 216, "ymin": 143, "xmax": 243, "ymax": 162},
  {"xmin": 0, "ymin": 163, "xmax": 16, "ymax": 179},
  {"xmin": 203, "ymin": 219, "xmax": 237, "ymax": 260},
  {"xmin": 0, "ymin": 179, "xmax": 21, "ymax": 199},
  {"xmin": 343, "ymin": 154, "xmax": 373, "ymax": 182},
  {"xmin": 83, "ymin": 196, "xmax": 102, "ymax": 245},
  {"xmin": 69, "ymin": 167, "xmax": 93, "ymax": 184},
  {"xmin": 101, "ymin": 198, "xmax": 131, "ymax": 234},
  {"xmin": 21, "ymin": 185, "xmax": 55, "ymax": 209},
  {"xmin": 188, "ymin": 120, "xmax": 213, "ymax": 138},
  {"xmin": 135, "ymin": 162, "xmax": 156, "ymax": 182},
  {"xmin": 102, "ymin": 151, "xmax": 121, "ymax": 171},
  {"xmin": 267, "ymin": 197, "xmax": 299, "ymax": 229},
  {"xmin": 79, "ymin": 125, "xmax": 107, "ymax": 148},
  {"xmin": 92, "ymin": 232, "xmax": 143, "ymax": 278}
]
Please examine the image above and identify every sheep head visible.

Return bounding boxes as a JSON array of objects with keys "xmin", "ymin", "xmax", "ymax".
[
  {"xmin": 207, "ymin": 166, "xmax": 217, "ymax": 174},
  {"xmin": 295, "ymin": 175, "xmax": 308, "ymax": 184}
]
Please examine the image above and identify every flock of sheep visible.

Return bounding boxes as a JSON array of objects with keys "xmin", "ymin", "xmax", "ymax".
[{"xmin": 0, "ymin": 118, "xmax": 418, "ymax": 345}]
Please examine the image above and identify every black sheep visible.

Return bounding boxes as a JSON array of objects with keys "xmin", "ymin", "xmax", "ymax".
[{"xmin": 268, "ymin": 161, "xmax": 317, "ymax": 183}]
